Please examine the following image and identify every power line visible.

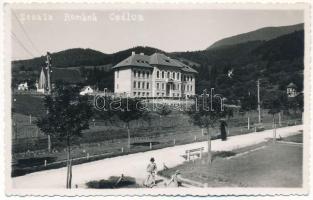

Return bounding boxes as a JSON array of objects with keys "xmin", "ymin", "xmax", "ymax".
[
  {"xmin": 11, "ymin": 32, "xmax": 34, "ymax": 58},
  {"xmin": 12, "ymin": 10, "xmax": 41, "ymax": 55}
]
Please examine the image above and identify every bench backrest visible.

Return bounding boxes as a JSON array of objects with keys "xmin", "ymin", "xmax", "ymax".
[{"xmin": 185, "ymin": 147, "xmax": 204, "ymax": 153}]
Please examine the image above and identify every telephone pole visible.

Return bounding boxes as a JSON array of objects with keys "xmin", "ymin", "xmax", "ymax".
[
  {"xmin": 257, "ymin": 79, "xmax": 261, "ymax": 123},
  {"xmin": 45, "ymin": 52, "xmax": 52, "ymax": 152},
  {"xmin": 45, "ymin": 52, "xmax": 52, "ymax": 95}
]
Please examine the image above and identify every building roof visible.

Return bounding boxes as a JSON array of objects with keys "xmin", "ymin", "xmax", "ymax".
[
  {"xmin": 287, "ymin": 82, "xmax": 297, "ymax": 89},
  {"xmin": 112, "ymin": 52, "xmax": 198, "ymax": 73},
  {"xmin": 113, "ymin": 53, "xmax": 153, "ymax": 69},
  {"xmin": 149, "ymin": 53, "xmax": 182, "ymax": 68}
]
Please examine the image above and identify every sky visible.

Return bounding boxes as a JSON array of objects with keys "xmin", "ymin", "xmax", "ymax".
[{"xmin": 11, "ymin": 9, "xmax": 304, "ymax": 60}]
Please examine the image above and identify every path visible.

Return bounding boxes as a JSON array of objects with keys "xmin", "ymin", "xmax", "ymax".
[{"xmin": 11, "ymin": 125, "xmax": 302, "ymax": 189}]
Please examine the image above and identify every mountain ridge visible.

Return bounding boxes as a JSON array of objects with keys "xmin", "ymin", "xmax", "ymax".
[{"xmin": 207, "ymin": 23, "xmax": 304, "ymax": 49}]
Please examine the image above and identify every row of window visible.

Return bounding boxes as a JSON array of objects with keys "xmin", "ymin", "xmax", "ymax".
[
  {"xmin": 134, "ymin": 70, "xmax": 151, "ymax": 79},
  {"xmin": 156, "ymin": 70, "xmax": 180, "ymax": 80},
  {"xmin": 154, "ymin": 83, "xmax": 193, "ymax": 92},
  {"xmin": 133, "ymin": 81, "xmax": 150, "ymax": 89},
  {"xmin": 133, "ymin": 92, "xmax": 150, "ymax": 97},
  {"xmin": 156, "ymin": 93, "xmax": 180, "ymax": 97},
  {"xmin": 155, "ymin": 70, "xmax": 194, "ymax": 82}
]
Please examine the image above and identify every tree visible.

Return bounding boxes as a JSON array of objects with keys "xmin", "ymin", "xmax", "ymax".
[
  {"xmin": 36, "ymin": 82, "xmax": 93, "ymax": 188},
  {"xmin": 155, "ymin": 104, "xmax": 172, "ymax": 129},
  {"xmin": 240, "ymin": 92, "xmax": 257, "ymax": 130},
  {"xmin": 187, "ymin": 90, "xmax": 230, "ymax": 164},
  {"xmin": 262, "ymin": 90, "xmax": 287, "ymax": 143}
]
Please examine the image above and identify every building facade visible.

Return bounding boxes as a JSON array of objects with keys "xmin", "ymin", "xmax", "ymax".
[{"xmin": 113, "ymin": 52, "xmax": 197, "ymax": 98}]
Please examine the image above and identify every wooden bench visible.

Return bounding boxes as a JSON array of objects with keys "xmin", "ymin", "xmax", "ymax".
[{"xmin": 185, "ymin": 147, "xmax": 204, "ymax": 161}]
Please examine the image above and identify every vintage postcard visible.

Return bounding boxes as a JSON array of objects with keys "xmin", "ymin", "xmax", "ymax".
[{"xmin": 2, "ymin": 0, "xmax": 311, "ymax": 196}]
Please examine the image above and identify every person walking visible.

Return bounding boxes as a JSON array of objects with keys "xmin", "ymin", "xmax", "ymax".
[
  {"xmin": 144, "ymin": 157, "xmax": 157, "ymax": 187},
  {"xmin": 220, "ymin": 119, "xmax": 228, "ymax": 141}
]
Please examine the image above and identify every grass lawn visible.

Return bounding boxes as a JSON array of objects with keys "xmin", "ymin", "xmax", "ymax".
[
  {"xmin": 282, "ymin": 133, "xmax": 303, "ymax": 143},
  {"xmin": 159, "ymin": 136, "xmax": 303, "ymax": 187}
]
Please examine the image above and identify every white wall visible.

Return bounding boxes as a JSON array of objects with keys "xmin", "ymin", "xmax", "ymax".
[{"xmin": 114, "ymin": 68, "xmax": 132, "ymax": 95}]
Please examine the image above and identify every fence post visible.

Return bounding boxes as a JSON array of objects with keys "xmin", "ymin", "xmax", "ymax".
[
  {"xmin": 254, "ymin": 127, "xmax": 257, "ymax": 132},
  {"xmin": 87, "ymin": 153, "xmax": 90, "ymax": 160},
  {"xmin": 150, "ymin": 142, "xmax": 152, "ymax": 150},
  {"xmin": 44, "ymin": 160, "xmax": 47, "ymax": 167},
  {"xmin": 173, "ymin": 139, "xmax": 176, "ymax": 145},
  {"xmin": 200, "ymin": 148, "xmax": 203, "ymax": 159},
  {"xmin": 187, "ymin": 151, "xmax": 190, "ymax": 161},
  {"xmin": 48, "ymin": 135, "xmax": 51, "ymax": 152},
  {"xmin": 121, "ymin": 147, "xmax": 124, "ymax": 153},
  {"xmin": 201, "ymin": 128, "xmax": 204, "ymax": 136},
  {"xmin": 194, "ymin": 135, "xmax": 197, "ymax": 141},
  {"xmin": 29, "ymin": 114, "xmax": 32, "ymax": 124}
]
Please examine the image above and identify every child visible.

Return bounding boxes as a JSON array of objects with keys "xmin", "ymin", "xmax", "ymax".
[
  {"xmin": 166, "ymin": 170, "xmax": 182, "ymax": 187},
  {"xmin": 144, "ymin": 157, "xmax": 157, "ymax": 187}
]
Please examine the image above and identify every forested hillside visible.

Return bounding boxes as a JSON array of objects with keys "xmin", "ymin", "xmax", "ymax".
[
  {"xmin": 175, "ymin": 30, "xmax": 304, "ymax": 103},
  {"xmin": 208, "ymin": 23, "xmax": 303, "ymax": 49}
]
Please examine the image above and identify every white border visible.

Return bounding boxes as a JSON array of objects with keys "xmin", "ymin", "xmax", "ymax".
[{"xmin": 1, "ymin": 0, "xmax": 312, "ymax": 197}]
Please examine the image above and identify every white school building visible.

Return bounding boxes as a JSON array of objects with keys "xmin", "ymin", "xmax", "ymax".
[{"xmin": 113, "ymin": 52, "xmax": 197, "ymax": 98}]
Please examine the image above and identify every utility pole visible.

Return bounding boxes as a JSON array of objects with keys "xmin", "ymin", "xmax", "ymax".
[
  {"xmin": 257, "ymin": 79, "xmax": 261, "ymax": 123},
  {"xmin": 45, "ymin": 52, "xmax": 52, "ymax": 95},
  {"xmin": 45, "ymin": 52, "xmax": 52, "ymax": 151}
]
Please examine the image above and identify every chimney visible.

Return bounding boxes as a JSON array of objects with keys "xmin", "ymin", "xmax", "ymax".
[
  {"xmin": 140, "ymin": 52, "xmax": 144, "ymax": 55},
  {"xmin": 131, "ymin": 51, "xmax": 135, "ymax": 55}
]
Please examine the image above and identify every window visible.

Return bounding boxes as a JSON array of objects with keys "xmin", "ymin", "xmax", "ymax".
[
  {"xmin": 177, "ymin": 73, "xmax": 180, "ymax": 80},
  {"xmin": 138, "ymin": 71, "xmax": 141, "ymax": 78},
  {"xmin": 162, "ymin": 83, "xmax": 164, "ymax": 90},
  {"xmin": 187, "ymin": 85, "xmax": 189, "ymax": 91},
  {"xmin": 167, "ymin": 72, "xmax": 170, "ymax": 78},
  {"xmin": 134, "ymin": 70, "xmax": 137, "ymax": 77},
  {"xmin": 142, "ymin": 92, "xmax": 145, "ymax": 96},
  {"xmin": 138, "ymin": 92, "xmax": 141, "ymax": 96},
  {"xmin": 133, "ymin": 81, "xmax": 136, "ymax": 89},
  {"xmin": 143, "ymin": 71, "xmax": 145, "ymax": 78},
  {"xmin": 173, "ymin": 72, "xmax": 175, "ymax": 79},
  {"xmin": 147, "ymin": 72, "xmax": 149, "ymax": 78},
  {"xmin": 147, "ymin": 92, "xmax": 149, "ymax": 97},
  {"xmin": 157, "ymin": 71, "xmax": 160, "ymax": 78},
  {"xmin": 173, "ymin": 84, "xmax": 176, "ymax": 90},
  {"xmin": 190, "ymin": 86, "xmax": 193, "ymax": 91},
  {"xmin": 138, "ymin": 81, "xmax": 141, "ymax": 89},
  {"xmin": 157, "ymin": 83, "xmax": 160, "ymax": 90},
  {"xmin": 133, "ymin": 92, "xmax": 136, "ymax": 96},
  {"xmin": 162, "ymin": 71, "xmax": 164, "ymax": 79},
  {"xmin": 190, "ymin": 76, "xmax": 193, "ymax": 81},
  {"xmin": 157, "ymin": 92, "xmax": 159, "ymax": 96},
  {"xmin": 147, "ymin": 82, "xmax": 149, "ymax": 89},
  {"xmin": 162, "ymin": 93, "xmax": 164, "ymax": 97},
  {"xmin": 142, "ymin": 82, "xmax": 145, "ymax": 89}
]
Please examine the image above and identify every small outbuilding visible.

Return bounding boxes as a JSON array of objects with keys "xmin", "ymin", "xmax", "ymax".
[
  {"xmin": 287, "ymin": 82, "xmax": 298, "ymax": 98},
  {"xmin": 80, "ymin": 86, "xmax": 94, "ymax": 95}
]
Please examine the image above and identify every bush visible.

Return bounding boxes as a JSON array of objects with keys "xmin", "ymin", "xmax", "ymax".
[{"xmin": 86, "ymin": 176, "xmax": 139, "ymax": 189}]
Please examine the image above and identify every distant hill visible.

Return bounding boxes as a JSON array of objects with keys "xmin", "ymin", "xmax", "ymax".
[
  {"xmin": 12, "ymin": 46, "xmax": 165, "ymax": 71},
  {"xmin": 173, "ymin": 30, "xmax": 304, "ymax": 100},
  {"xmin": 207, "ymin": 23, "xmax": 303, "ymax": 49}
]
